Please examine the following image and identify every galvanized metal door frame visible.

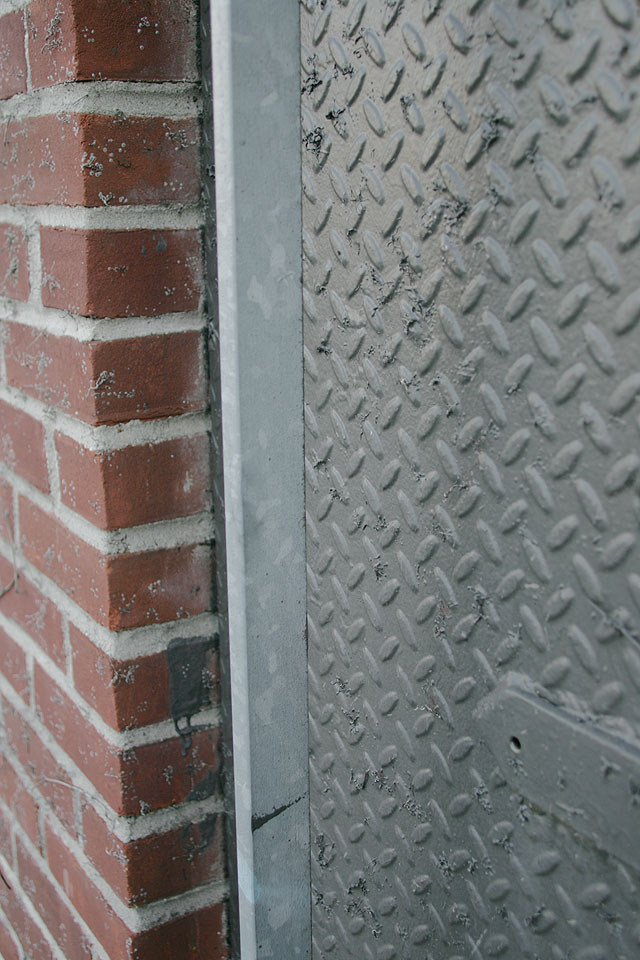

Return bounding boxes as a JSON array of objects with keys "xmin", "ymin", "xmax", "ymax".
[{"xmin": 209, "ymin": 2, "xmax": 310, "ymax": 958}]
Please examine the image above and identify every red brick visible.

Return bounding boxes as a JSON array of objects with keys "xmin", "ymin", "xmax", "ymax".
[
  {"xmin": 5, "ymin": 322, "xmax": 206, "ymax": 424},
  {"xmin": 70, "ymin": 625, "xmax": 218, "ymax": 731},
  {"xmin": 56, "ymin": 433, "xmax": 211, "ymax": 530},
  {"xmin": 69, "ymin": 624, "xmax": 171, "ymax": 730},
  {"xmin": 0, "ymin": 555, "xmax": 65, "ymax": 669},
  {"xmin": 0, "ymin": 116, "xmax": 79, "ymax": 206},
  {"xmin": 20, "ymin": 498, "xmax": 212, "ymax": 629},
  {"xmin": 45, "ymin": 823, "xmax": 131, "ymax": 960},
  {"xmin": 46, "ymin": 830, "xmax": 227, "ymax": 960},
  {"xmin": 90, "ymin": 331, "xmax": 206, "ymax": 423},
  {"xmin": 33, "ymin": 662, "xmax": 122, "ymax": 812},
  {"xmin": 0, "ymin": 479, "xmax": 13, "ymax": 544},
  {"xmin": 121, "ymin": 727, "xmax": 220, "ymax": 817},
  {"xmin": 3, "ymin": 701, "xmax": 77, "ymax": 837},
  {"xmin": 131, "ymin": 903, "xmax": 227, "ymax": 960},
  {"xmin": 107, "ymin": 544, "xmax": 212, "ymax": 631},
  {"xmin": 19, "ymin": 497, "xmax": 109, "ymax": 625},
  {"xmin": 0, "ymin": 115, "xmax": 199, "ymax": 207},
  {"xmin": 34, "ymin": 663, "xmax": 219, "ymax": 815},
  {"xmin": 25, "ymin": 0, "xmax": 77, "ymax": 88},
  {"xmin": 0, "ymin": 627, "xmax": 28, "ymax": 702},
  {"xmin": 80, "ymin": 116, "xmax": 199, "ymax": 206},
  {"xmin": 0, "ymin": 11, "xmax": 27, "ymax": 99},
  {"xmin": 0, "ymin": 224, "xmax": 29, "ymax": 300},
  {"xmin": 0, "ymin": 755, "xmax": 39, "ymax": 849},
  {"xmin": 27, "ymin": 0, "xmax": 197, "ymax": 88},
  {"xmin": 48, "ymin": 819, "xmax": 227, "ymax": 960},
  {"xmin": 83, "ymin": 804, "xmax": 224, "ymax": 905},
  {"xmin": 0, "ymin": 399, "xmax": 49, "ymax": 492},
  {"xmin": 0, "ymin": 879, "xmax": 56, "ymax": 960},
  {"xmin": 17, "ymin": 837, "xmax": 92, "ymax": 960},
  {"xmin": 41, "ymin": 227, "xmax": 201, "ymax": 317},
  {"xmin": 0, "ymin": 914, "xmax": 20, "ymax": 960}
]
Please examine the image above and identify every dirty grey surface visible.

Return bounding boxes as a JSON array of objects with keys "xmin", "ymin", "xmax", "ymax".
[
  {"xmin": 210, "ymin": 0, "xmax": 310, "ymax": 956},
  {"xmin": 301, "ymin": 1, "xmax": 640, "ymax": 958}
]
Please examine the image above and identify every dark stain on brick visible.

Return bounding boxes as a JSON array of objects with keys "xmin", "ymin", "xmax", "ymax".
[
  {"xmin": 186, "ymin": 768, "xmax": 219, "ymax": 804},
  {"xmin": 181, "ymin": 812, "xmax": 218, "ymax": 859},
  {"xmin": 168, "ymin": 635, "xmax": 217, "ymax": 754}
]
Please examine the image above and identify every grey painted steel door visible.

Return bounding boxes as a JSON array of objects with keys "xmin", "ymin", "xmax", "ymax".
[{"xmin": 301, "ymin": 1, "xmax": 640, "ymax": 958}]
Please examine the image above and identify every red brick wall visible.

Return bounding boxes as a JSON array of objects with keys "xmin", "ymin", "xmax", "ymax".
[{"xmin": 0, "ymin": 2, "xmax": 227, "ymax": 958}]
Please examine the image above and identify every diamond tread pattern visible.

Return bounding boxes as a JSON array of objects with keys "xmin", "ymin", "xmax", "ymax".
[{"xmin": 301, "ymin": 1, "xmax": 640, "ymax": 958}]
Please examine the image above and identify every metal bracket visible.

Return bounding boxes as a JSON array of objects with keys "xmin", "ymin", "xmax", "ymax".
[
  {"xmin": 167, "ymin": 635, "xmax": 217, "ymax": 756},
  {"xmin": 474, "ymin": 673, "xmax": 640, "ymax": 868}
]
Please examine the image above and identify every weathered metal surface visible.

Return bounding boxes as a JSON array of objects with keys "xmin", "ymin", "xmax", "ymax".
[
  {"xmin": 210, "ymin": 1, "xmax": 310, "ymax": 957},
  {"xmin": 475, "ymin": 673, "xmax": 640, "ymax": 869},
  {"xmin": 301, "ymin": 1, "xmax": 640, "ymax": 958}
]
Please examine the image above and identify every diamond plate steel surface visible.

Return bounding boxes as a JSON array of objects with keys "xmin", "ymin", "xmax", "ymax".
[{"xmin": 301, "ymin": 1, "xmax": 640, "ymax": 958}]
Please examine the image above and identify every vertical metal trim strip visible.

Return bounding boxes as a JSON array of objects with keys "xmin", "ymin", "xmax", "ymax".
[
  {"xmin": 209, "ymin": 2, "xmax": 310, "ymax": 957},
  {"xmin": 199, "ymin": 2, "xmax": 241, "ymax": 953}
]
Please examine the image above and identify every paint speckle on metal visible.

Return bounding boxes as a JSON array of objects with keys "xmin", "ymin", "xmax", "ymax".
[{"xmin": 301, "ymin": 1, "xmax": 640, "ymax": 957}]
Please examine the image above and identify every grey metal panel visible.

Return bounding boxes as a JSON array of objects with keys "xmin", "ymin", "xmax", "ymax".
[
  {"xmin": 301, "ymin": 1, "xmax": 640, "ymax": 958},
  {"xmin": 210, "ymin": 1, "xmax": 310, "ymax": 957}
]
